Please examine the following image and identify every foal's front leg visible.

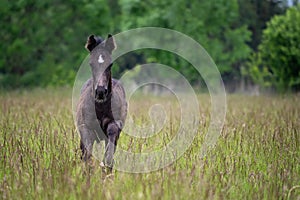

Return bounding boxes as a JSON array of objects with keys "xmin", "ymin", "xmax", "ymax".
[
  {"xmin": 79, "ymin": 126, "xmax": 96, "ymax": 162},
  {"xmin": 103, "ymin": 121, "xmax": 121, "ymax": 169}
]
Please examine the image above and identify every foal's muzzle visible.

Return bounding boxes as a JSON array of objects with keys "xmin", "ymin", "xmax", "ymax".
[{"xmin": 95, "ymin": 86, "xmax": 108, "ymax": 103}]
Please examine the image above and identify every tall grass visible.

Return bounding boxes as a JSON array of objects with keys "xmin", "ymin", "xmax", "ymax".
[{"xmin": 0, "ymin": 89, "xmax": 299, "ymax": 199}]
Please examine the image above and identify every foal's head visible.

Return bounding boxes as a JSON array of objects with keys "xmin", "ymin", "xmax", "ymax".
[{"xmin": 85, "ymin": 34, "xmax": 116, "ymax": 103}]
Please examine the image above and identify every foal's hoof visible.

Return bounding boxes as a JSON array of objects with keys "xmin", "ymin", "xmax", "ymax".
[{"xmin": 100, "ymin": 162, "xmax": 113, "ymax": 174}]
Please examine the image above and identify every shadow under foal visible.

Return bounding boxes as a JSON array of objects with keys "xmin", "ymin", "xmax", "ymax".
[{"xmin": 76, "ymin": 34, "xmax": 127, "ymax": 171}]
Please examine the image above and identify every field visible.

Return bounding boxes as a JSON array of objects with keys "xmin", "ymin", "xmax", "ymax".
[{"xmin": 0, "ymin": 88, "xmax": 299, "ymax": 199}]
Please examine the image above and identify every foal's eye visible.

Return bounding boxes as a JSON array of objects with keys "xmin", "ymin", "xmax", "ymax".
[{"xmin": 98, "ymin": 54, "xmax": 104, "ymax": 64}]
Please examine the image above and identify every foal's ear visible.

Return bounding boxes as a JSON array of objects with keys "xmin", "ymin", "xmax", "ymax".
[
  {"xmin": 85, "ymin": 35, "xmax": 102, "ymax": 52},
  {"xmin": 104, "ymin": 34, "xmax": 116, "ymax": 53}
]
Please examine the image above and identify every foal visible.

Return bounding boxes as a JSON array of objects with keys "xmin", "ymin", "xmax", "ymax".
[{"xmin": 76, "ymin": 34, "xmax": 127, "ymax": 171}]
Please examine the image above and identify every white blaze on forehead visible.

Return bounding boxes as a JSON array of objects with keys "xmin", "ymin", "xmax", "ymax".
[{"xmin": 98, "ymin": 54, "xmax": 104, "ymax": 63}]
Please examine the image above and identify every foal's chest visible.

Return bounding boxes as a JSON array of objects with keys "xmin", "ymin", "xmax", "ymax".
[{"xmin": 95, "ymin": 102, "xmax": 113, "ymax": 131}]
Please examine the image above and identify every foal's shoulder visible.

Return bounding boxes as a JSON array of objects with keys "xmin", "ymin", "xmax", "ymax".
[
  {"xmin": 112, "ymin": 79, "xmax": 126, "ymax": 97},
  {"xmin": 112, "ymin": 78, "xmax": 120, "ymax": 85},
  {"xmin": 112, "ymin": 79, "xmax": 123, "ymax": 89}
]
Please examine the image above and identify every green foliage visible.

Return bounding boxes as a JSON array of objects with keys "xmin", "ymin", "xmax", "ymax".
[
  {"xmin": 0, "ymin": 0, "xmax": 111, "ymax": 88},
  {"xmin": 118, "ymin": 0, "xmax": 252, "ymax": 84},
  {"xmin": 238, "ymin": 0, "xmax": 287, "ymax": 50},
  {"xmin": 249, "ymin": 5, "xmax": 300, "ymax": 92},
  {"xmin": 243, "ymin": 53, "xmax": 272, "ymax": 88},
  {"xmin": 1, "ymin": 0, "xmax": 294, "ymax": 91}
]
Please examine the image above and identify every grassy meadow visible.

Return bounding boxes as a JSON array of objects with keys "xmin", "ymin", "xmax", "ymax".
[{"xmin": 0, "ymin": 88, "xmax": 299, "ymax": 199}]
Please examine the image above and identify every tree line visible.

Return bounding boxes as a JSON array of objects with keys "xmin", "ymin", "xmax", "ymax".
[{"xmin": 0, "ymin": 0, "xmax": 299, "ymax": 92}]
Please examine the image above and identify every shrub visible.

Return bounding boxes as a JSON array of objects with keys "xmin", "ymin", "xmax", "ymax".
[{"xmin": 255, "ymin": 5, "xmax": 300, "ymax": 92}]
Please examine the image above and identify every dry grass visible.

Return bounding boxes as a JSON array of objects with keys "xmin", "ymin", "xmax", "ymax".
[{"xmin": 0, "ymin": 88, "xmax": 299, "ymax": 199}]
